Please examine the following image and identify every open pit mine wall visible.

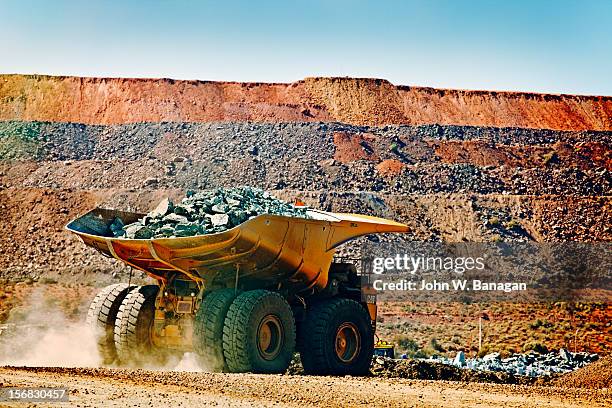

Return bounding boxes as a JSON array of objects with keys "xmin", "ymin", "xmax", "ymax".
[{"xmin": 1, "ymin": 75, "xmax": 611, "ymax": 130}]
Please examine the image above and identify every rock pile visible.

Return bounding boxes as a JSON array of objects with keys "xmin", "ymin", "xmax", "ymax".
[
  {"xmin": 113, "ymin": 187, "xmax": 310, "ymax": 239},
  {"xmin": 289, "ymin": 352, "xmax": 589, "ymax": 385},
  {"xmin": 370, "ymin": 356, "xmax": 536, "ymax": 384},
  {"xmin": 431, "ymin": 349, "xmax": 599, "ymax": 377}
]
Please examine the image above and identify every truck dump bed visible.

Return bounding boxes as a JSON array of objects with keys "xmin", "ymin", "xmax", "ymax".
[{"xmin": 67, "ymin": 208, "xmax": 408, "ymax": 294}]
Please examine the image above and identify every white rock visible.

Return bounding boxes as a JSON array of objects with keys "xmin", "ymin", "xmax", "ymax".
[{"xmin": 210, "ymin": 213, "xmax": 229, "ymax": 227}]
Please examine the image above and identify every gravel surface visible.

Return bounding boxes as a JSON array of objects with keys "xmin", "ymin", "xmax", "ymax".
[
  {"xmin": 1, "ymin": 366, "xmax": 609, "ymax": 407},
  {"xmin": 554, "ymin": 355, "xmax": 612, "ymax": 389}
]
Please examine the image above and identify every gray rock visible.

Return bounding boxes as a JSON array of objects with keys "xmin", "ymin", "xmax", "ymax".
[
  {"xmin": 559, "ymin": 348, "xmax": 572, "ymax": 361},
  {"xmin": 210, "ymin": 213, "xmax": 229, "ymax": 227},
  {"xmin": 157, "ymin": 225, "xmax": 176, "ymax": 236},
  {"xmin": 109, "ymin": 217, "xmax": 125, "ymax": 235},
  {"xmin": 125, "ymin": 224, "xmax": 153, "ymax": 239},
  {"xmin": 143, "ymin": 177, "xmax": 158, "ymax": 186},
  {"xmin": 435, "ymin": 349, "xmax": 599, "ymax": 378},
  {"xmin": 151, "ymin": 198, "xmax": 173, "ymax": 217},
  {"xmin": 173, "ymin": 205, "xmax": 193, "ymax": 216},
  {"xmin": 482, "ymin": 352, "xmax": 501, "ymax": 362},
  {"xmin": 162, "ymin": 213, "xmax": 189, "ymax": 224},
  {"xmin": 453, "ymin": 351, "xmax": 465, "ymax": 367},
  {"xmin": 212, "ymin": 203, "xmax": 229, "ymax": 213},
  {"xmin": 226, "ymin": 198, "xmax": 241, "ymax": 208},
  {"xmin": 175, "ymin": 223, "xmax": 202, "ymax": 237},
  {"xmin": 247, "ymin": 145, "xmax": 259, "ymax": 155}
]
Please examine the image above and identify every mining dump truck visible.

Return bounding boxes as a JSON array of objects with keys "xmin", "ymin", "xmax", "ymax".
[{"xmin": 67, "ymin": 207, "xmax": 408, "ymax": 375}]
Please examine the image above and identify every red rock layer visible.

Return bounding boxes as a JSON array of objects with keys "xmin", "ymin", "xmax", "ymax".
[{"xmin": 1, "ymin": 75, "xmax": 611, "ymax": 130}]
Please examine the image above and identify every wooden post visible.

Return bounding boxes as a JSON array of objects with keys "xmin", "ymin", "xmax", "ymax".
[
  {"xmin": 574, "ymin": 329, "xmax": 578, "ymax": 353},
  {"xmin": 479, "ymin": 316, "xmax": 482, "ymax": 352}
]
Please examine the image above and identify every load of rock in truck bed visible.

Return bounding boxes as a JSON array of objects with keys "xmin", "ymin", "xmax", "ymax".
[{"xmin": 111, "ymin": 186, "xmax": 310, "ymax": 239}]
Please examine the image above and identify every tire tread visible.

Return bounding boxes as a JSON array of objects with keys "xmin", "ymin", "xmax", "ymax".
[{"xmin": 300, "ymin": 298, "xmax": 373, "ymax": 376}]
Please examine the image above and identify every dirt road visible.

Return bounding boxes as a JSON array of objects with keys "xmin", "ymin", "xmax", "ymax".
[{"xmin": 0, "ymin": 367, "xmax": 609, "ymax": 407}]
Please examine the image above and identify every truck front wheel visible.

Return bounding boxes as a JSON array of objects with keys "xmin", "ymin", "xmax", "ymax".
[
  {"xmin": 193, "ymin": 288, "xmax": 239, "ymax": 371},
  {"xmin": 222, "ymin": 290, "xmax": 295, "ymax": 373},
  {"xmin": 300, "ymin": 298, "xmax": 374, "ymax": 376}
]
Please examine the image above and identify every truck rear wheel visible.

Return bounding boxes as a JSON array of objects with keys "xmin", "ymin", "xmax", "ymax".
[
  {"xmin": 223, "ymin": 290, "xmax": 295, "ymax": 373},
  {"xmin": 193, "ymin": 288, "xmax": 239, "ymax": 371},
  {"xmin": 86, "ymin": 283, "xmax": 134, "ymax": 365},
  {"xmin": 114, "ymin": 285, "xmax": 161, "ymax": 366},
  {"xmin": 300, "ymin": 298, "xmax": 374, "ymax": 376}
]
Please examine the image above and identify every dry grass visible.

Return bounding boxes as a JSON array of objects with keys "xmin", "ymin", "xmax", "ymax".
[{"xmin": 377, "ymin": 301, "xmax": 610, "ymax": 358}]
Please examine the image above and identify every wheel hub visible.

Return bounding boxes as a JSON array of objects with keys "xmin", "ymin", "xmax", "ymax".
[
  {"xmin": 257, "ymin": 315, "xmax": 283, "ymax": 360},
  {"xmin": 335, "ymin": 322, "xmax": 361, "ymax": 363}
]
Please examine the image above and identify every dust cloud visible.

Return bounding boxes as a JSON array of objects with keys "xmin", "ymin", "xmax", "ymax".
[
  {"xmin": 0, "ymin": 288, "xmax": 100, "ymax": 367},
  {"xmin": 0, "ymin": 287, "xmax": 206, "ymax": 371},
  {"xmin": 171, "ymin": 353, "xmax": 204, "ymax": 372}
]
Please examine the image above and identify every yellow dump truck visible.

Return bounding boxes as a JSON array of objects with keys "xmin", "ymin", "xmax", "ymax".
[{"xmin": 67, "ymin": 206, "xmax": 408, "ymax": 375}]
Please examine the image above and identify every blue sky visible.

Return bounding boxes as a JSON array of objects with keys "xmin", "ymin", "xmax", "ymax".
[{"xmin": 2, "ymin": 0, "xmax": 611, "ymax": 95}]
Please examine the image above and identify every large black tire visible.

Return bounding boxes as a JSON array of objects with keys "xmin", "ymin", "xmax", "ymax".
[
  {"xmin": 114, "ymin": 285, "xmax": 160, "ymax": 366},
  {"xmin": 223, "ymin": 290, "xmax": 295, "ymax": 374},
  {"xmin": 193, "ymin": 288, "xmax": 239, "ymax": 371},
  {"xmin": 86, "ymin": 283, "xmax": 135, "ymax": 365},
  {"xmin": 299, "ymin": 298, "xmax": 374, "ymax": 376}
]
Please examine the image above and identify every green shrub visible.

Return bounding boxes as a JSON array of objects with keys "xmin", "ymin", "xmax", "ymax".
[
  {"xmin": 430, "ymin": 338, "xmax": 445, "ymax": 352},
  {"xmin": 506, "ymin": 220, "xmax": 521, "ymax": 230},
  {"xmin": 411, "ymin": 349, "xmax": 429, "ymax": 359},
  {"xmin": 488, "ymin": 217, "xmax": 500, "ymax": 226},
  {"xmin": 477, "ymin": 344, "xmax": 492, "ymax": 358},
  {"xmin": 530, "ymin": 319, "xmax": 543, "ymax": 329},
  {"xmin": 542, "ymin": 151, "xmax": 558, "ymax": 164},
  {"xmin": 397, "ymin": 336, "xmax": 419, "ymax": 352},
  {"xmin": 522, "ymin": 341, "xmax": 548, "ymax": 354}
]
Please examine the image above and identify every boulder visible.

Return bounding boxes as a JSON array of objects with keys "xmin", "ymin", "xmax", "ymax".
[
  {"xmin": 210, "ymin": 213, "xmax": 229, "ymax": 227},
  {"xmin": 125, "ymin": 224, "xmax": 153, "ymax": 239},
  {"xmin": 151, "ymin": 198, "xmax": 173, "ymax": 217},
  {"xmin": 454, "ymin": 351, "xmax": 466, "ymax": 367}
]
